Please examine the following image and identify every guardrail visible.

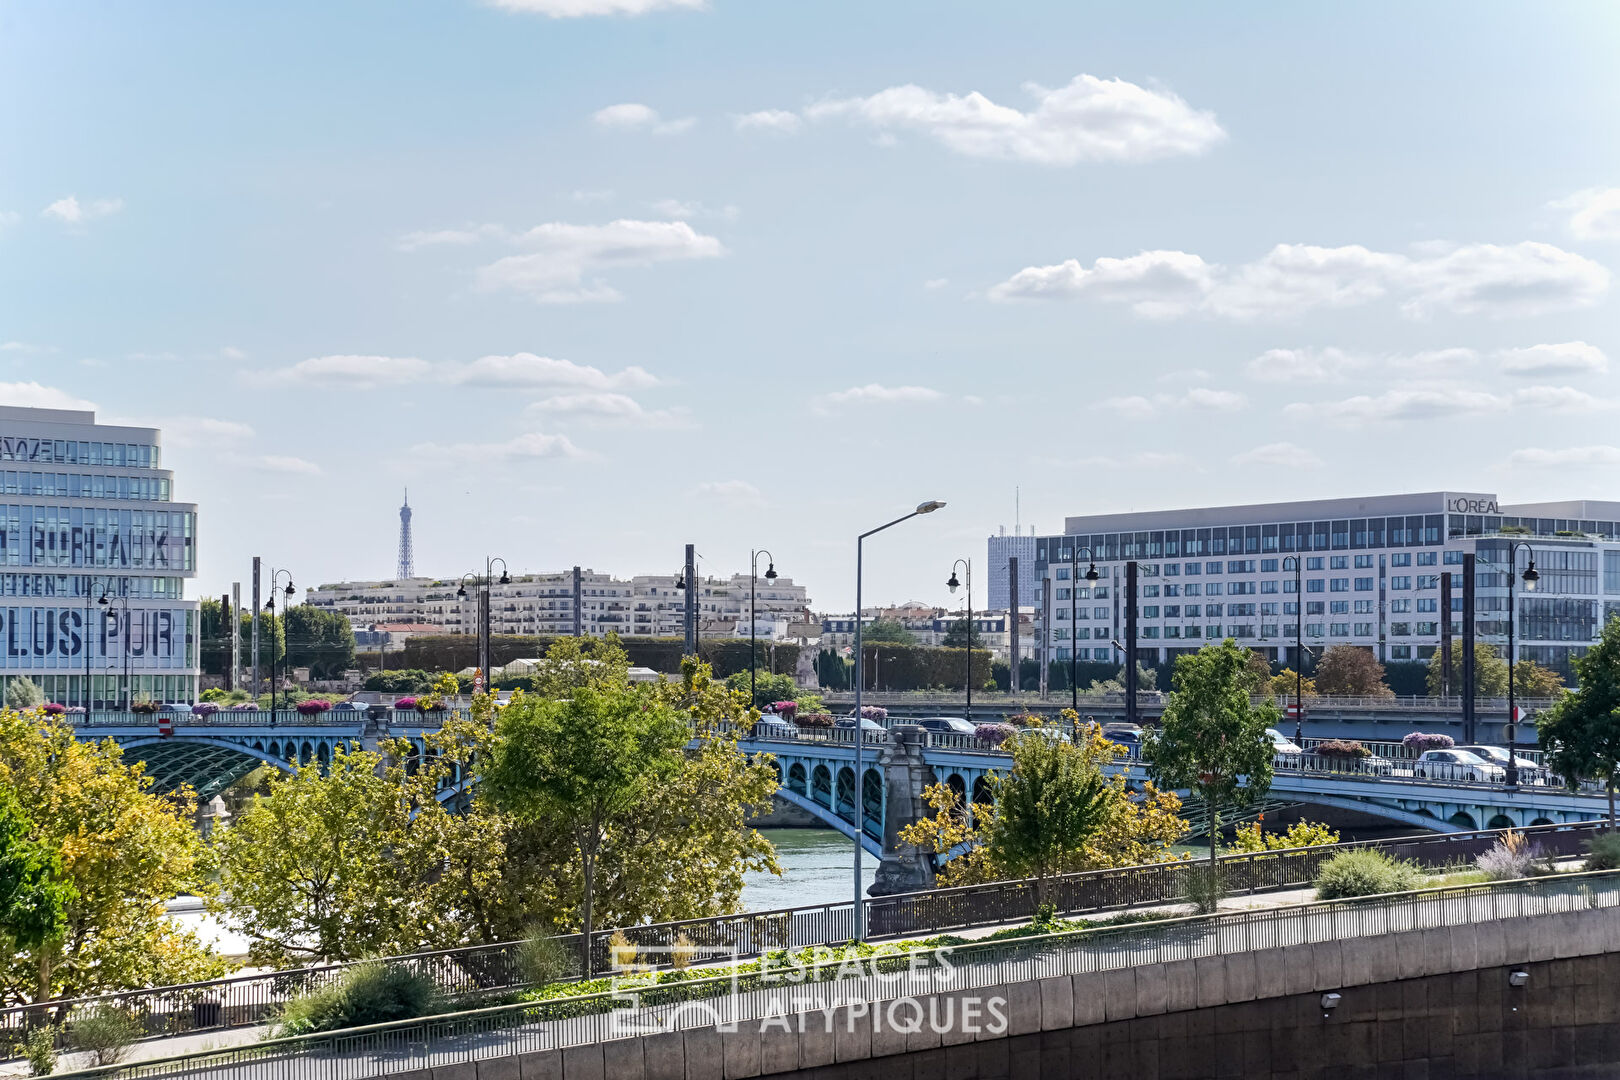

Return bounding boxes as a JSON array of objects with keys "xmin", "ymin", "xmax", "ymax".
[
  {"xmin": 67, "ymin": 709, "xmax": 474, "ymax": 729},
  {"xmin": 9, "ymin": 818, "xmax": 1608, "ymax": 1059},
  {"xmin": 822, "ymin": 692, "xmax": 1561, "ymax": 713},
  {"xmin": 46, "ymin": 869, "xmax": 1620, "ymax": 1080}
]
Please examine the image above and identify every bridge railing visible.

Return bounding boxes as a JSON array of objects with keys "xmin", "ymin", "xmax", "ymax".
[
  {"xmin": 1299, "ymin": 735, "xmax": 1548, "ymax": 767},
  {"xmin": 68, "ymin": 709, "xmax": 475, "ymax": 729},
  {"xmin": 43, "ymin": 869, "xmax": 1620, "ymax": 1080},
  {"xmin": 9, "ymin": 817, "xmax": 1609, "ymax": 1060}
]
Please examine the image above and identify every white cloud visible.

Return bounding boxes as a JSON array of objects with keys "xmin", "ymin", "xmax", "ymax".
[
  {"xmin": 1498, "ymin": 341, "xmax": 1608, "ymax": 377},
  {"xmin": 0, "ymin": 381, "xmax": 97, "ymax": 410},
  {"xmin": 247, "ymin": 454, "xmax": 323, "ymax": 476},
  {"xmin": 487, "ymin": 0, "xmax": 704, "ymax": 15},
  {"xmin": 0, "ymin": 341, "xmax": 51, "ymax": 354},
  {"xmin": 691, "ymin": 479, "xmax": 764, "ymax": 504},
  {"xmin": 220, "ymin": 346, "xmax": 248, "ymax": 361},
  {"xmin": 0, "ymin": 211, "xmax": 18, "ymax": 230},
  {"xmin": 1245, "ymin": 348, "xmax": 1361, "ymax": 383},
  {"xmin": 990, "ymin": 241, "xmax": 1610, "ymax": 320},
  {"xmin": 525, "ymin": 392, "xmax": 690, "ymax": 427},
  {"xmin": 924, "ymin": 278, "xmax": 950, "ymax": 290},
  {"xmin": 246, "ymin": 355, "xmax": 432, "ymax": 389},
  {"xmin": 1285, "ymin": 385, "xmax": 1614, "ymax": 426},
  {"xmin": 1551, "ymin": 187, "xmax": 1620, "ymax": 241},
  {"xmin": 1508, "ymin": 446, "xmax": 1620, "ymax": 468},
  {"xmin": 41, "ymin": 195, "xmax": 123, "ymax": 225},
  {"xmin": 1232, "ymin": 442, "xmax": 1323, "ymax": 468},
  {"xmin": 1404, "ymin": 347, "xmax": 1479, "ymax": 372},
  {"xmin": 1033, "ymin": 451, "xmax": 1195, "ymax": 470},
  {"xmin": 451, "ymin": 354, "xmax": 658, "ymax": 391},
  {"xmin": 410, "ymin": 431, "xmax": 586, "ymax": 463},
  {"xmin": 733, "ymin": 110, "xmax": 802, "ymax": 134},
  {"xmin": 650, "ymin": 198, "xmax": 739, "ymax": 221},
  {"xmin": 591, "ymin": 103, "xmax": 695, "ymax": 135},
  {"xmin": 396, "ymin": 224, "xmax": 508, "ymax": 251},
  {"xmin": 159, "ymin": 417, "xmax": 256, "ymax": 448},
  {"xmin": 472, "ymin": 219, "xmax": 723, "ymax": 303},
  {"xmin": 1101, "ymin": 387, "xmax": 1246, "ymax": 418},
  {"xmin": 812, "ymin": 383, "xmax": 945, "ymax": 413},
  {"xmin": 805, "ymin": 74, "xmax": 1224, "ymax": 165}
]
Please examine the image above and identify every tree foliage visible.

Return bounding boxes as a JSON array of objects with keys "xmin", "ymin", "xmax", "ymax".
[
  {"xmin": 0, "ymin": 710, "xmax": 225, "ymax": 1007},
  {"xmin": 860, "ymin": 619, "xmax": 916, "ymax": 645},
  {"xmin": 1265, "ymin": 669, "xmax": 1316, "ymax": 698},
  {"xmin": 1312, "ymin": 646, "xmax": 1393, "ymax": 697},
  {"xmin": 282, "ymin": 605, "xmax": 358, "ymax": 679},
  {"xmin": 1539, "ymin": 616, "xmax": 1620, "ymax": 828},
  {"xmin": 1426, "ymin": 640, "xmax": 1510, "ymax": 697},
  {"xmin": 0, "ymin": 786, "xmax": 73, "ymax": 954},
  {"xmin": 1086, "ymin": 662, "xmax": 1160, "ymax": 695},
  {"xmin": 941, "ymin": 619, "xmax": 974, "ymax": 649},
  {"xmin": 1143, "ymin": 640, "xmax": 1279, "ymax": 867},
  {"xmin": 979, "ymin": 731, "xmax": 1109, "ymax": 905},
  {"xmin": 900, "ymin": 723, "xmax": 1186, "ymax": 889},
  {"xmin": 5, "ymin": 678, "xmax": 43, "ymax": 709},
  {"xmin": 1224, "ymin": 818, "xmax": 1339, "ymax": 853},
  {"xmin": 1513, "ymin": 659, "xmax": 1565, "ymax": 698}
]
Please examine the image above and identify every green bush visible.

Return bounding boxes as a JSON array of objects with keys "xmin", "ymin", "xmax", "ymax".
[
  {"xmin": 70, "ymin": 1006, "xmax": 141, "ymax": 1066},
  {"xmin": 1183, "ymin": 863, "xmax": 1225, "ymax": 914},
  {"xmin": 22, "ymin": 1025, "xmax": 57, "ymax": 1076},
  {"xmin": 1314, "ymin": 849, "xmax": 1424, "ymax": 900},
  {"xmin": 1585, "ymin": 832, "xmax": 1620, "ymax": 871},
  {"xmin": 272, "ymin": 963, "xmax": 444, "ymax": 1038},
  {"xmin": 515, "ymin": 934, "xmax": 577, "ymax": 987}
]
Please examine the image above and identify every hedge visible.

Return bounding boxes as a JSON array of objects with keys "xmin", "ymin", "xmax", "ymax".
[{"xmin": 398, "ymin": 635, "xmax": 800, "ymax": 679}]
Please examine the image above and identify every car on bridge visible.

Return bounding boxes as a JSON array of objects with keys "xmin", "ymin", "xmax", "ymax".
[
  {"xmin": 834, "ymin": 716, "xmax": 887, "ymax": 733},
  {"xmin": 1413, "ymin": 748, "xmax": 1507, "ymax": 783},
  {"xmin": 914, "ymin": 717, "xmax": 977, "ymax": 736},
  {"xmin": 1456, "ymin": 744, "xmax": 1546, "ymax": 783},
  {"xmin": 751, "ymin": 714, "xmax": 798, "ymax": 739},
  {"xmin": 1267, "ymin": 728, "xmax": 1304, "ymax": 755}
]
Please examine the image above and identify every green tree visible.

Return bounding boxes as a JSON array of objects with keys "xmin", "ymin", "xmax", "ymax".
[
  {"xmin": 1514, "ymin": 659, "xmax": 1565, "ymax": 698},
  {"xmin": 0, "ymin": 787, "xmax": 73, "ymax": 955},
  {"xmin": 941, "ymin": 619, "xmax": 973, "ymax": 648},
  {"xmin": 1087, "ymin": 661, "xmax": 1159, "ymax": 695},
  {"xmin": 484, "ymin": 680, "xmax": 691, "ymax": 973},
  {"xmin": 815, "ymin": 649, "xmax": 850, "ymax": 690},
  {"xmin": 1143, "ymin": 640, "xmax": 1279, "ymax": 869},
  {"xmin": 283, "ymin": 605, "xmax": 358, "ymax": 679},
  {"xmin": 1539, "ymin": 617, "xmax": 1620, "ymax": 828},
  {"xmin": 978, "ymin": 730, "xmax": 1108, "ymax": 905},
  {"xmin": 725, "ymin": 670, "xmax": 799, "ymax": 709},
  {"xmin": 1426, "ymin": 640, "xmax": 1509, "ymax": 697},
  {"xmin": 861, "ymin": 618, "xmax": 916, "ymax": 645},
  {"xmin": 1313, "ymin": 646, "xmax": 1394, "ymax": 697},
  {"xmin": 4, "ymin": 678, "xmax": 43, "ymax": 709},
  {"xmin": 0, "ymin": 710, "xmax": 225, "ymax": 1007}
]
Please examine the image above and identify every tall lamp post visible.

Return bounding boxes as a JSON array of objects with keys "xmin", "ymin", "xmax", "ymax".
[
  {"xmin": 854, "ymin": 499, "xmax": 945, "ymax": 939},
  {"xmin": 749, "ymin": 549, "xmax": 777, "ymax": 708},
  {"xmin": 457, "ymin": 557, "xmax": 510, "ymax": 692},
  {"xmin": 1505, "ymin": 542, "xmax": 1538, "ymax": 788},
  {"xmin": 83, "ymin": 576, "xmax": 112, "ymax": 712},
  {"xmin": 946, "ymin": 559, "xmax": 974, "ymax": 723},
  {"xmin": 97, "ymin": 589, "xmax": 131, "ymax": 709},
  {"xmin": 263, "ymin": 570, "xmax": 294, "ymax": 717},
  {"xmin": 1282, "ymin": 556, "xmax": 1306, "ymax": 746},
  {"xmin": 1067, "ymin": 546, "xmax": 1099, "ymax": 712}
]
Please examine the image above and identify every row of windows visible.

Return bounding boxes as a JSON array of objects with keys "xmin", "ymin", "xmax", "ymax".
[
  {"xmin": 1043, "ymin": 516, "xmax": 1450, "ymax": 563},
  {"xmin": 0, "ymin": 471, "xmax": 172, "ymax": 502},
  {"xmin": 0, "ymin": 507, "xmax": 196, "ymax": 570},
  {"xmin": 0, "ymin": 437, "xmax": 159, "ymax": 469},
  {"xmin": 0, "ymin": 574, "xmax": 187, "ymax": 598}
]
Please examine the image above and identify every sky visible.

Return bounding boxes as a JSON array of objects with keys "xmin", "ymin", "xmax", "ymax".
[{"xmin": 1, "ymin": 1, "xmax": 1618, "ymax": 612}]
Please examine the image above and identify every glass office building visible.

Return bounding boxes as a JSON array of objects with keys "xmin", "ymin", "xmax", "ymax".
[
  {"xmin": 1011, "ymin": 491, "xmax": 1620, "ymax": 678},
  {"xmin": 0, "ymin": 406, "xmax": 198, "ymax": 707}
]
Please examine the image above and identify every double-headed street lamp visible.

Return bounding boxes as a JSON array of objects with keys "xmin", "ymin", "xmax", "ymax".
[
  {"xmin": 1067, "ymin": 546, "xmax": 1100, "ymax": 712},
  {"xmin": 263, "ymin": 570, "xmax": 295, "ymax": 716},
  {"xmin": 853, "ymin": 499, "xmax": 945, "ymax": 939},
  {"xmin": 1505, "ymin": 542, "xmax": 1539, "ymax": 788},
  {"xmin": 749, "ymin": 549, "xmax": 778, "ymax": 708},
  {"xmin": 458, "ymin": 557, "xmax": 510, "ymax": 693},
  {"xmin": 97, "ymin": 588, "xmax": 131, "ymax": 709},
  {"xmin": 83, "ymin": 575, "xmax": 113, "ymax": 711},
  {"xmin": 1282, "ymin": 555, "xmax": 1307, "ymax": 746},
  {"xmin": 946, "ymin": 559, "xmax": 974, "ymax": 723}
]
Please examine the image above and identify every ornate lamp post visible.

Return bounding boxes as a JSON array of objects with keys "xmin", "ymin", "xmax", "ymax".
[
  {"xmin": 83, "ymin": 575, "xmax": 112, "ymax": 712},
  {"xmin": 1282, "ymin": 555, "xmax": 1305, "ymax": 746},
  {"xmin": 263, "ymin": 570, "xmax": 295, "ymax": 718},
  {"xmin": 457, "ymin": 557, "xmax": 510, "ymax": 692},
  {"xmin": 749, "ymin": 549, "xmax": 778, "ymax": 708},
  {"xmin": 853, "ymin": 500, "xmax": 945, "ymax": 939},
  {"xmin": 946, "ymin": 559, "xmax": 974, "ymax": 723},
  {"xmin": 1068, "ymin": 545, "xmax": 1099, "ymax": 712},
  {"xmin": 1505, "ymin": 542, "xmax": 1538, "ymax": 788},
  {"xmin": 97, "ymin": 589, "xmax": 131, "ymax": 710}
]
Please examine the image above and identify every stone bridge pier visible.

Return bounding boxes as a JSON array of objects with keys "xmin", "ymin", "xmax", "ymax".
[{"xmin": 870, "ymin": 724, "xmax": 936, "ymax": 896}]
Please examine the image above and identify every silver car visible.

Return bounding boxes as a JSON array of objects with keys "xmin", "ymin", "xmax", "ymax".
[{"xmin": 1414, "ymin": 749, "xmax": 1507, "ymax": 783}]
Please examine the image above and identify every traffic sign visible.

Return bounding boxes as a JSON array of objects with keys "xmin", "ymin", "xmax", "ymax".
[
  {"xmin": 158, "ymin": 715, "xmax": 173, "ymax": 738},
  {"xmin": 1285, "ymin": 703, "xmax": 1304, "ymax": 720},
  {"xmin": 474, "ymin": 668, "xmax": 485, "ymax": 693}
]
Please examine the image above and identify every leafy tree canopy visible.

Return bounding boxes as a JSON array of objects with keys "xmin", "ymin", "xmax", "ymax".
[
  {"xmin": 861, "ymin": 618, "xmax": 916, "ymax": 645},
  {"xmin": 1539, "ymin": 616, "xmax": 1620, "ymax": 827},
  {"xmin": 1426, "ymin": 640, "xmax": 1509, "ymax": 698},
  {"xmin": 1313, "ymin": 646, "xmax": 1394, "ymax": 698}
]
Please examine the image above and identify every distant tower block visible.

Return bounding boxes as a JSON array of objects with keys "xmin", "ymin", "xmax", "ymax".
[{"xmin": 397, "ymin": 490, "xmax": 415, "ymax": 580}]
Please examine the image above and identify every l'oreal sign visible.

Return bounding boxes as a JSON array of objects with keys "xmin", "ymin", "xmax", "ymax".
[{"xmin": 1446, "ymin": 497, "xmax": 1500, "ymax": 514}]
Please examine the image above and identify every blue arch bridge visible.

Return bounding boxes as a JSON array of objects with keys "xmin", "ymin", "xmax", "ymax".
[{"xmin": 70, "ymin": 710, "xmax": 1612, "ymax": 893}]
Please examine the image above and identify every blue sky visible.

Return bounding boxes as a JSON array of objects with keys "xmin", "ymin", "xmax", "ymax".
[{"xmin": 2, "ymin": 1, "xmax": 1618, "ymax": 611}]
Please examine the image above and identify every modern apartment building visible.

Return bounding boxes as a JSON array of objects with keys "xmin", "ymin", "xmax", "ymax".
[
  {"xmin": 986, "ymin": 531, "xmax": 1038, "ymax": 611},
  {"xmin": 1012, "ymin": 492, "xmax": 1620, "ymax": 677},
  {"xmin": 308, "ymin": 570, "xmax": 810, "ymax": 641},
  {"xmin": 0, "ymin": 406, "xmax": 199, "ymax": 706}
]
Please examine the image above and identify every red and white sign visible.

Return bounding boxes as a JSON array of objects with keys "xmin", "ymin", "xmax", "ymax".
[
  {"xmin": 473, "ymin": 668, "xmax": 485, "ymax": 693},
  {"xmin": 157, "ymin": 715, "xmax": 173, "ymax": 737},
  {"xmin": 1512, "ymin": 705, "xmax": 1524, "ymax": 722},
  {"xmin": 1285, "ymin": 703, "xmax": 1304, "ymax": 721}
]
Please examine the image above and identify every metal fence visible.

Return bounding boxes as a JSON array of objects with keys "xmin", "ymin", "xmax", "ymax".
[
  {"xmin": 47, "ymin": 869, "xmax": 1620, "ymax": 1080},
  {"xmin": 10, "ymin": 817, "xmax": 1608, "ymax": 1060}
]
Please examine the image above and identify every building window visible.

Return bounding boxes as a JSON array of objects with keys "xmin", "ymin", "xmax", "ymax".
[
  {"xmin": 1354, "ymin": 555, "xmax": 1374, "ymax": 569},
  {"xmin": 1184, "ymin": 562, "xmax": 1201, "ymax": 575},
  {"xmin": 1390, "ymin": 599, "xmax": 1412, "ymax": 613},
  {"xmin": 1390, "ymin": 622, "xmax": 1411, "ymax": 635},
  {"xmin": 1391, "ymin": 553, "xmax": 1411, "ymax": 567},
  {"xmin": 1261, "ymin": 559, "xmax": 1278, "ymax": 573},
  {"xmin": 1207, "ymin": 604, "xmax": 1224, "ymax": 617},
  {"xmin": 1185, "ymin": 604, "xmax": 1202, "ymax": 617},
  {"xmin": 1206, "ymin": 583, "xmax": 1224, "ymax": 596},
  {"xmin": 1442, "ymin": 551, "xmax": 1463, "ymax": 565},
  {"xmin": 1390, "ymin": 576, "xmax": 1412, "ymax": 590},
  {"xmin": 1331, "ymin": 623, "xmax": 1350, "ymax": 636},
  {"xmin": 1331, "ymin": 601, "xmax": 1349, "ymax": 614},
  {"xmin": 1417, "ymin": 575, "xmax": 1439, "ymax": 590},
  {"xmin": 1206, "ymin": 562, "xmax": 1223, "ymax": 575},
  {"xmin": 1206, "ymin": 625, "xmax": 1223, "ymax": 638},
  {"xmin": 1355, "ymin": 577, "xmax": 1374, "ymax": 591},
  {"xmin": 1417, "ymin": 598, "xmax": 1437, "ymax": 613},
  {"xmin": 1331, "ymin": 556, "xmax": 1349, "ymax": 570},
  {"xmin": 1306, "ymin": 601, "xmax": 1324, "ymax": 615},
  {"xmin": 1390, "ymin": 645, "xmax": 1412, "ymax": 659},
  {"xmin": 1418, "ymin": 552, "xmax": 1438, "ymax": 566},
  {"xmin": 1261, "ymin": 580, "xmax": 1279, "ymax": 594},
  {"xmin": 1184, "ymin": 583, "xmax": 1201, "ymax": 596},
  {"xmin": 1144, "ymin": 606, "xmax": 1160, "ymax": 618},
  {"xmin": 1307, "ymin": 557, "xmax": 1325, "ymax": 571},
  {"xmin": 1416, "ymin": 621, "xmax": 1438, "ymax": 634},
  {"xmin": 1331, "ymin": 579, "xmax": 1349, "ymax": 592},
  {"xmin": 1306, "ymin": 622, "xmax": 1326, "ymax": 637}
]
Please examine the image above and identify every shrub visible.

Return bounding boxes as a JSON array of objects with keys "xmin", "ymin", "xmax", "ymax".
[
  {"xmin": 975, "ymin": 723, "xmax": 1017, "ymax": 746},
  {"xmin": 1313, "ymin": 739, "xmax": 1371, "ymax": 759},
  {"xmin": 1476, "ymin": 830, "xmax": 1548, "ymax": 880},
  {"xmin": 607, "ymin": 930, "xmax": 638, "ymax": 971},
  {"xmin": 22, "ymin": 1025, "xmax": 57, "ymax": 1076},
  {"xmin": 273, "ymin": 963, "xmax": 443, "ymax": 1038},
  {"xmin": 767, "ymin": 701, "xmax": 798, "ymax": 721},
  {"xmin": 1402, "ymin": 732, "xmax": 1454, "ymax": 753},
  {"xmin": 296, "ymin": 699, "xmax": 333, "ymax": 715},
  {"xmin": 793, "ymin": 713, "xmax": 834, "ymax": 729},
  {"xmin": 1183, "ymin": 864, "xmax": 1225, "ymax": 914},
  {"xmin": 229, "ymin": 702, "xmax": 260, "ymax": 711},
  {"xmin": 1225, "ymin": 819, "xmax": 1340, "ymax": 853},
  {"xmin": 43, "ymin": 702, "xmax": 66, "ymax": 715},
  {"xmin": 1314, "ymin": 849, "xmax": 1424, "ymax": 899},
  {"xmin": 192, "ymin": 702, "xmax": 220, "ymax": 717},
  {"xmin": 669, "ymin": 932, "xmax": 697, "ymax": 972},
  {"xmin": 1006, "ymin": 712, "xmax": 1041, "ymax": 728},
  {"xmin": 70, "ymin": 1006, "xmax": 142, "ymax": 1066},
  {"xmin": 514, "ymin": 933, "xmax": 575, "ymax": 987},
  {"xmin": 858, "ymin": 706, "xmax": 888, "ymax": 722},
  {"xmin": 394, "ymin": 697, "xmax": 418, "ymax": 710},
  {"xmin": 1585, "ymin": 833, "xmax": 1620, "ymax": 871}
]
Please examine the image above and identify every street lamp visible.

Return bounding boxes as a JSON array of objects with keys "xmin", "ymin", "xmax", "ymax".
[
  {"xmin": 946, "ymin": 559, "xmax": 974, "ymax": 723},
  {"xmin": 1282, "ymin": 556, "xmax": 1305, "ymax": 746},
  {"xmin": 457, "ymin": 557, "xmax": 509, "ymax": 692},
  {"xmin": 83, "ymin": 576, "xmax": 112, "ymax": 712},
  {"xmin": 1505, "ymin": 542, "xmax": 1538, "ymax": 788},
  {"xmin": 263, "ymin": 570, "xmax": 294, "ymax": 717},
  {"xmin": 854, "ymin": 499, "xmax": 945, "ymax": 939},
  {"xmin": 97, "ymin": 589, "xmax": 131, "ymax": 710},
  {"xmin": 749, "ymin": 550, "xmax": 777, "ymax": 708},
  {"xmin": 1067, "ymin": 545, "xmax": 1099, "ymax": 712}
]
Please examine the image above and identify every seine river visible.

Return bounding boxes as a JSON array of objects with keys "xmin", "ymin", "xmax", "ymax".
[{"xmin": 741, "ymin": 827, "xmax": 875, "ymax": 912}]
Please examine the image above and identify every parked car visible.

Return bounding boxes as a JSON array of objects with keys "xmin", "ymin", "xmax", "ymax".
[
  {"xmin": 158, "ymin": 702, "xmax": 194, "ymax": 712},
  {"xmin": 1266, "ymin": 728, "xmax": 1304, "ymax": 755},
  {"xmin": 1455, "ymin": 744, "xmax": 1542, "ymax": 778},
  {"xmin": 915, "ymin": 717, "xmax": 977, "ymax": 736},
  {"xmin": 834, "ymin": 716, "xmax": 887, "ymax": 733},
  {"xmin": 330, "ymin": 701, "xmax": 368, "ymax": 713},
  {"xmin": 1017, "ymin": 726, "xmax": 1070, "ymax": 744},
  {"xmin": 1414, "ymin": 748, "xmax": 1507, "ymax": 783},
  {"xmin": 1100, "ymin": 723, "xmax": 1143, "ymax": 748},
  {"xmin": 751, "ymin": 715, "xmax": 798, "ymax": 739}
]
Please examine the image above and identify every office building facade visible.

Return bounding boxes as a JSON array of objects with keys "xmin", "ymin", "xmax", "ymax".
[
  {"xmin": 0, "ymin": 406, "xmax": 198, "ymax": 707},
  {"xmin": 1013, "ymin": 492, "xmax": 1620, "ymax": 677}
]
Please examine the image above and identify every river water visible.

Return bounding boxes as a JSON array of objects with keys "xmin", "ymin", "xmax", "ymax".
[{"xmin": 741, "ymin": 827, "xmax": 875, "ymax": 912}]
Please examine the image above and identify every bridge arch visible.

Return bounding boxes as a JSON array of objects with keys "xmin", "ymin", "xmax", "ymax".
[
  {"xmin": 1448, "ymin": 811, "xmax": 1478, "ymax": 831},
  {"xmin": 786, "ymin": 762, "xmax": 807, "ymax": 796},
  {"xmin": 771, "ymin": 787, "xmax": 882, "ymax": 857},
  {"xmin": 1487, "ymin": 814, "xmax": 1515, "ymax": 830},
  {"xmin": 811, "ymin": 765, "xmax": 831, "ymax": 808},
  {"xmin": 1280, "ymin": 792, "xmax": 1469, "ymax": 834},
  {"xmin": 117, "ymin": 736, "xmax": 298, "ymax": 800}
]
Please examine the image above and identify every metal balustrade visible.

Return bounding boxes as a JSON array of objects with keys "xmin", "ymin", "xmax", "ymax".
[
  {"xmin": 47, "ymin": 869, "xmax": 1620, "ymax": 1080},
  {"xmin": 9, "ymin": 818, "xmax": 1608, "ymax": 1061}
]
